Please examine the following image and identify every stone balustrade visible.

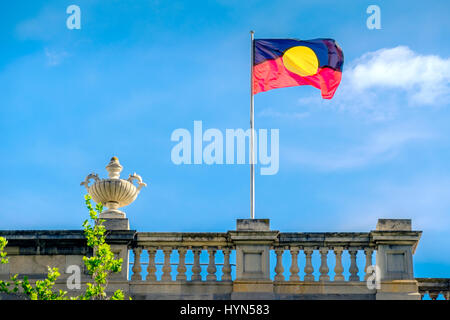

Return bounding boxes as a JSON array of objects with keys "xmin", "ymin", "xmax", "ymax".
[
  {"xmin": 129, "ymin": 232, "xmax": 376, "ymax": 283},
  {"xmin": 416, "ymin": 278, "xmax": 450, "ymax": 300},
  {"xmin": 129, "ymin": 232, "xmax": 234, "ymax": 282},
  {"xmin": 1, "ymin": 218, "xmax": 445, "ymax": 300},
  {"xmin": 272, "ymin": 233, "xmax": 375, "ymax": 283}
]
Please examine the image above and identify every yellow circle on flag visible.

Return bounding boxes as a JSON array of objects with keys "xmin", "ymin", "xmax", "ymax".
[{"xmin": 282, "ymin": 46, "xmax": 319, "ymax": 77}]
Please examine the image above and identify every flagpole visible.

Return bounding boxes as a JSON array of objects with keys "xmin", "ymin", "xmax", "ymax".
[{"xmin": 250, "ymin": 30, "xmax": 255, "ymax": 219}]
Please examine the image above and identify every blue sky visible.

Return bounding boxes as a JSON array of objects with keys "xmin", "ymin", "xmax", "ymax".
[{"xmin": 1, "ymin": 0, "xmax": 450, "ymax": 278}]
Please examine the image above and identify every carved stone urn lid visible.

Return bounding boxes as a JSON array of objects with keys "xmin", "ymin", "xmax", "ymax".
[{"xmin": 106, "ymin": 156, "xmax": 123, "ymax": 179}]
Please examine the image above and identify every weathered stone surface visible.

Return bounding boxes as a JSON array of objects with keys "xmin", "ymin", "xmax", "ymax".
[
  {"xmin": 136, "ymin": 232, "xmax": 228, "ymax": 247},
  {"xmin": 376, "ymin": 280, "xmax": 421, "ymax": 300},
  {"xmin": 376, "ymin": 219, "xmax": 412, "ymax": 231},
  {"xmin": 236, "ymin": 219, "xmax": 270, "ymax": 231},
  {"xmin": 0, "ymin": 292, "xmax": 28, "ymax": 300},
  {"xmin": 102, "ymin": 218, "xmax": 130, "ymax": 230},
  {"xmin": 416, "ymin": 278, "xmax": 450, "ymax": 299},
  {"xmin": 274, "ymin": 281, "xmax": 375, "ymax": 296},
  {"xmin": 231, "ymin": 220, "xmax": 278, "ymax": 282},
  {"xmin": 278, "ymin": 232, "xmax": 371, "ymax": 247},
  {"xmin": 0, "ymin": 230, "xmax": 90, "ymax": 255}
]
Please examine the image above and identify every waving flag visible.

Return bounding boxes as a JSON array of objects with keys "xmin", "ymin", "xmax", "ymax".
[{"xmin": 253, "ymin": 38, "xmax": 344, "ymax": 99}]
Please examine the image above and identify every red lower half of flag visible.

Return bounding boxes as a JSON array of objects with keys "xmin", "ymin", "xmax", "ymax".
[{"xmin": 253, "ymin": 57, "xmax": 342, "ymax": 99}]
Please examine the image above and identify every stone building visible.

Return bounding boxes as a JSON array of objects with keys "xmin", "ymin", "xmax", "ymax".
[{"xmin": 0, "ymin": 158, "xmax": 448, "ymax": 300}]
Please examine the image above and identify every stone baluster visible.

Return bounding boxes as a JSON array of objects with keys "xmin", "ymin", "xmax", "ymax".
[
  {"xmin": 176, "ymin": 247, "xmax": 187, "ymax": 281},
  {"xmin": 364, "ymin": 248, "xmax": 374, "ymax": 281},
  {"xmin": 319, "ymin": 247, "xmax": 330, "ymax": 281},
  {"xmin": 221, "ymin": 247, "xmax": 232, "ymax": 282},
  {"xmin": 274, "ymin": 247, "xmax": 285, "ymax": 281},
  {"xmin": 161, "ymin": 247, "xmax": 172, "ymax": 281},
  {"xmin": 191, "ymin": 247, "xmax": 202, "ymax": 281},
  {"xmin": 349, "ymin": 248, "xmax": 359, "ymax": 281},
  {"xmin": 429, "ymin": 291, "xmax": 439, "ymax": 300},
  {"xmin": 303, "ymin": 247, "xmax": 314, "ymax": 281},
  {"xmin": 131, "ymin": 247, "xmax": 142, "ymax": 281},
  {"xmin": 289, "ymin": 246, "xmax": 300, "ymax": 282},
  {"xmin": 206, "ymin": 247, "xmax": 217, "ymax": 281},
  {"xmin": 146, "ymin": 247, "xmax": 157, "ymax": 282},
  {"xmin": 333, "ymin": 247, "xmax": 345, "ymax": 281}
]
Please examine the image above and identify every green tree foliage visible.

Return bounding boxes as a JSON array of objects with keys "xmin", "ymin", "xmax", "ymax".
[
  {"xmin": 0, "ymin": 239, "xmax": 67, "ymax": 299},
  {"xmin": 0, "ymin": 194, "xmax": 127, "ymax": 300},
  {"xmin": 0, "ymin": 237, "xmax": 8, "ymax": 264},
  {"xmin": 78, "ymin": 194, "xmax": 125, "ymax": 300}
]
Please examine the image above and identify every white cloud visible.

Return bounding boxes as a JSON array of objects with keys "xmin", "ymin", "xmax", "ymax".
[
  {"xmin": 16, "ymin": 7, "xmax": 62, "ymax": 41},
  {"xmin": 298, "ymin": 46, "xmax": 450, "ymax": 122},
  {"xmin": 44, "ymin": 48, "xmax": 69, "ymax": 66},
  {"xmin": 346, "ymin": 46, "xmax": 450, "ymax": 105},
  {"xmin": 284, "ymin": 126, "xmax": 433, "ymax": 171}
]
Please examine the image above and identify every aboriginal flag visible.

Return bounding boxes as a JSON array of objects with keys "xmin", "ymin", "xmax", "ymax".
[{"xmin": 253, "ymin": 38, "xmax": 344, "ymax": 99}]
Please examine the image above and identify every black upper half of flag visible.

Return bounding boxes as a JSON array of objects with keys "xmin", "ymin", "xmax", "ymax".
[{"xmin": 254, "ymin": 38, "xmax": 344, "ymax": 71}]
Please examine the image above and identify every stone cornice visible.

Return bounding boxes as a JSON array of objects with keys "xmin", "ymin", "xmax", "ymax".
[
  {"xmin": 0, "ymin": 230, "xmax": 136, "ymax": 255},
  {"xmin": 369, "ymin": 230, "xmax": 422, "ymax": 253}
]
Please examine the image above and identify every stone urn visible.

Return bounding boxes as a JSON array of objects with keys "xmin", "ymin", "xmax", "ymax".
[{"xmin": 81, "ymin": 157, "xmax": 147, "ymax": 218}]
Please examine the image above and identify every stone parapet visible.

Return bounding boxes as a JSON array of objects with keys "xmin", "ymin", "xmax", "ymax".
[{"xmin": 0, "ymin": 218, "xmax": 438, "ymax": 300}]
